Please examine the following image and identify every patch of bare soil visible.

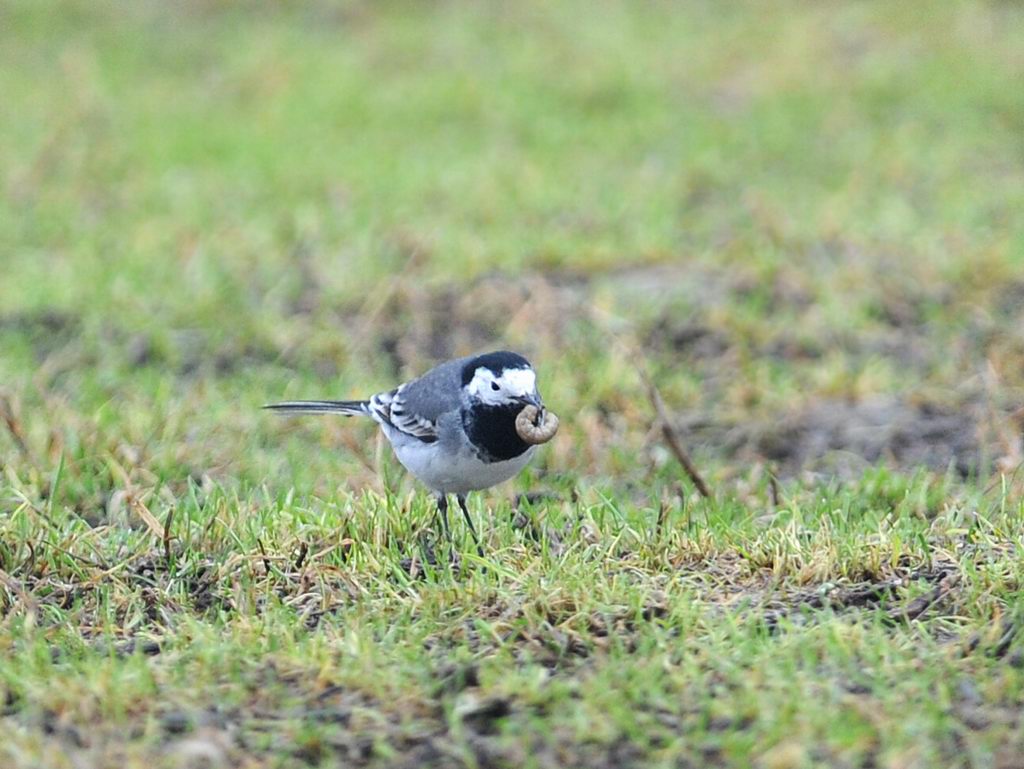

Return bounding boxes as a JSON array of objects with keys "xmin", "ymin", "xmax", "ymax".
[
  {"xmin": 742, "ymin": 396, "xmax": 983, "ymax": 479},
  {"xmin": 756, "ymin": 564, "xmax": 962, "ymax": 631}
]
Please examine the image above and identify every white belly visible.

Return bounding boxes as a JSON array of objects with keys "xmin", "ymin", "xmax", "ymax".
[{"xmin": 391, "ymin": 439, "xmax": 536, "ymax": 495}]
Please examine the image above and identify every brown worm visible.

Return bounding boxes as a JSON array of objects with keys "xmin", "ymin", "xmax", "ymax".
[{"xmin": 515, "ymin": 404, "xmax": 559, "ymax": 445}]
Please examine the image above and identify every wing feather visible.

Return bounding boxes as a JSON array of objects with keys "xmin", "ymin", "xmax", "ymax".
[{"xmin": 368, "ymin": 386, "xmax": 439, "ymax": 443}]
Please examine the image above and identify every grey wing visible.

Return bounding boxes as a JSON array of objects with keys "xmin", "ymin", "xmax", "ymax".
[{"xmin": 367, "ymin": 357, "xmax": 467, "ymax": 444}]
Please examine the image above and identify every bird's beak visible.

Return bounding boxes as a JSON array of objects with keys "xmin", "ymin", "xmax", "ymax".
[{"xmin": 517, "ymin": 393, "xmax": 543, "ymax": 409}]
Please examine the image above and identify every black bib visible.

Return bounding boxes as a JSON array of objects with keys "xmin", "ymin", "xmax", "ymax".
[{"xmin": 462, "ymin": 403, "xmax": 531, "ymax": 462}]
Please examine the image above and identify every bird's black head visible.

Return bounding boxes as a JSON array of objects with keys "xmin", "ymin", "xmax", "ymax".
[
  {"xmin": 461, "ymin": 351, "xmax": 531, "ymax": 385},
  {"xmin": 460, "ymin": 350, "xmax": 540, "ymax": 408}
]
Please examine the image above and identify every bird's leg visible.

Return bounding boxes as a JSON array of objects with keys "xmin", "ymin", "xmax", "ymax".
[
  {"xmin": 436, "ymin": 494, "xmax": 452, "ymax": 552},
  {"xmin": 457, "ymin": 494, "xmax": 484, "ymax": 558}
]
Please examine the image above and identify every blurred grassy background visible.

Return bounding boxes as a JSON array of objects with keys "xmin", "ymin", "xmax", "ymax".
[
  {"xmin": 3, "ymin": 0, "xmax": 1022, "ymax": 499},
  {"xmin": 2, "ymin": 2, "xmax": 1024, "ymax": 767}
]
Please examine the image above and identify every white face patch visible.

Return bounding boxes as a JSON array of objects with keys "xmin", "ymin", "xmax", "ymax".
[
  {"xmin": 466, "ymin": 367, "xmax": 538, "ymax": 405},
  {"xmin": 500, "ymin": 368, "xmax": 536, "ymax": 396}
]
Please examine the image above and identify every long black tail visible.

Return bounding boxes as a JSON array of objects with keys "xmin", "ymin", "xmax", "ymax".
[{"xmin": 263, "ymin": 400, "xmax": 371, "ymax": 416}]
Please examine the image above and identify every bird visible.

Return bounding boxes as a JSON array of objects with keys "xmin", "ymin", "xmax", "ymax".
[{"xmin": 265, "ymin": 350, "xmax": 556, "ymax": 554}]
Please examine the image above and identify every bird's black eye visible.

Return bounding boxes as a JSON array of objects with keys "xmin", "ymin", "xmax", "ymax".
[{"xmin": 490, "ymin": 382, "xmax": 500, "ymax": 391}]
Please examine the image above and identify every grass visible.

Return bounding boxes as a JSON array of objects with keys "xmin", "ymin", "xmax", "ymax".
[{"xmin": 2, "ymin": 1, "xmax": 1024, "ymax": 766}]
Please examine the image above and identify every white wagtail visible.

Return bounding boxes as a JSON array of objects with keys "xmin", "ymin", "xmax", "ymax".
[{"xmin": 265, "ymin": 351, "xmax": 557, "ymax": 552}]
